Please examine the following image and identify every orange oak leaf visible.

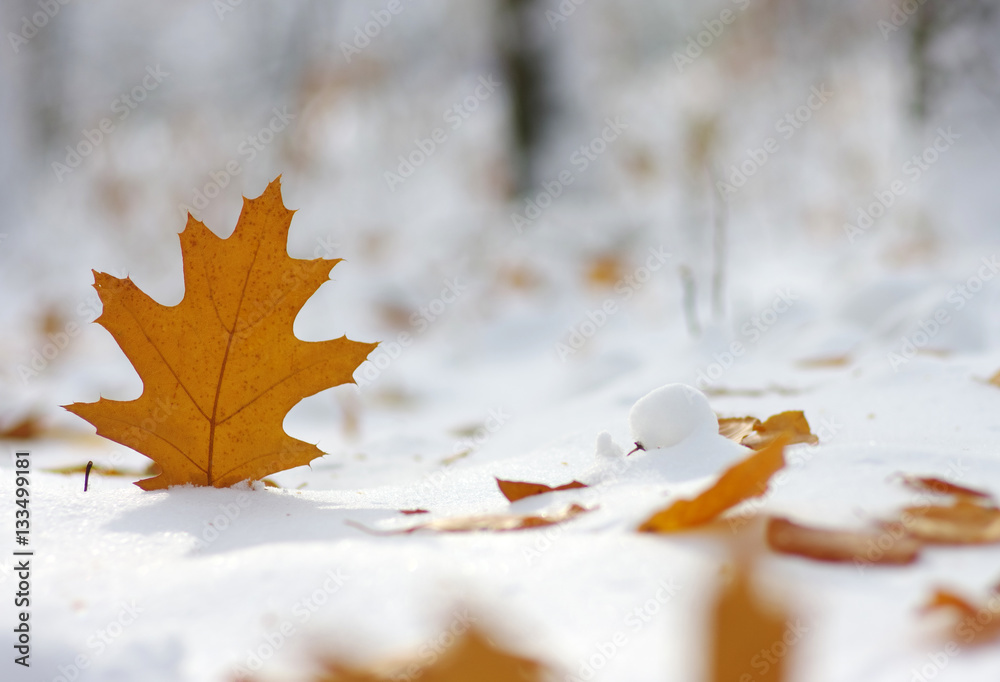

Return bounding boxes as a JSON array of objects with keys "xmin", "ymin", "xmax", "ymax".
[
  {"xmin": 495, "ymin": 477, "xmax": 588, "ymax": 502},
  {"xmin": 64, "ymin": 178, "xmax": 377, "ymax": 490},
  {"xmin": 349, "ymin": 504, "xmax": 591, "ymax": 535},
  {"xmin": 638, "ymin": 434, "xmax": 788, "ymax": 533},
  {"xmin": 766, "ymin": 517, "xmax": 920, "ymax": 565},
  {"xmin": 306, "ymin": 626, "xmax": 547, "ymax": 682}
]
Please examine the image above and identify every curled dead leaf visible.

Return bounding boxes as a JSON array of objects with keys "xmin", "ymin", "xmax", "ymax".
[
  {"xmin": 638, "ymin": 435, "xmax": 788, "ymax": 533},
  {"xmin": 718, "ymin": 416, "xmax": 759, "ymax": 445},
  {"xmin": 495, "ymin": 477, "xmax": 588, "ymax": 503},
  {"xmin": 898, "ymin": 499, "xmax": 1000, "ymax": 544},
  {"xmin": 896, "ymin": 474, "xmax": 993, "ymax": 501},
  {"xmin": 766, "ymin": 517, "xmax": 920, "ymax": 565}
]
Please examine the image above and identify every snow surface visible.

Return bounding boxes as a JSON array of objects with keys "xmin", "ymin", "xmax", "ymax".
[{"xmin": 4, "ymin": 1, "xmax": 1000, "ymax": 681}]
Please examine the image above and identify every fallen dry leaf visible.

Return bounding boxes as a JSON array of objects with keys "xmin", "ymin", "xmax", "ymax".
[
  {"xmin": 43, "ymin": 463, "xmax": 149, "ymax": 478},
  {"xmin": 65, "ymin": 178, "xmax": 376, "ymax": 490},
  {"xmin": 718, "ymin": 416, "xmax": 759, "ymax": 444},
  {"xmin": 638, "ymin": 435, "xmax": 788, "ymax": 533},
  {"xmin": 495, "ymin": 477, "xmax": 588, "ymax": 503},
  {"xmin": 922, "ymin": 586, "xmax": 1000, "ymax": 646},
  {"xmin": 310, "ymin": 626, "xmax": 547, "ymax": 682},
  {"xmin": 350, "ymin": 504, "xmax": 591, "ymax": 535},
  {"xmin": 710, "ymin": 561, "xmax": 790, "ymax": 682},
  {"xmin": 0, "ymin": 414, "xmax": 44, "ymax": 440},
  {"xmin": 741, "ymin": 411, "xmax": 817, "ymax": 450},
  {"xmin": 897, "ymin": 474, "xmax": 993, "ymax": 501},
  {"xmin": 988, "ymin": 369, "xmax": 1000, "ymax": 388},
  {"xmin": 399, "ymin": 509, "xmax": 430, "ymax": 515},
  {"xmin": 796, "ymin": 355, "xmax": 850, "ymax": 369},
  {"xmin": 897, "ymin": 499, "xmax": 1000, "ymax": 544},
  {"xmin": 766, "ymin": 517, "xmax": 920, "ymax": 565}
]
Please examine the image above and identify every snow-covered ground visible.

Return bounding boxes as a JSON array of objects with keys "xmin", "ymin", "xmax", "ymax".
[{"xmin": 3, "ymin": 1, "xmax": 1000, "ymax": 680}]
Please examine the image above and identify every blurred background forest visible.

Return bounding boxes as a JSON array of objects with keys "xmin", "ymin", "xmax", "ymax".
[{"xmin": 2, "ymin": 0, "xmax": 1000, "ymax": 462}]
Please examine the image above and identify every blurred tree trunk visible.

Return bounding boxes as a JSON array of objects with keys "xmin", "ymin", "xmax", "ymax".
[{"xmin": 496, "ymin": 0, "xmax": 552, "ymax": 196}]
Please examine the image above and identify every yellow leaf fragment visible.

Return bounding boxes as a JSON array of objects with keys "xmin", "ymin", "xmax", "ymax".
[
  {"xmin": 638, "ymin": 435, "xmax": 788, "ymax": 533},
  {"xmin": 766, "ymin": 517, "xmax": 920, "ymax": 565},
  {"xmin": 64, "ymin": 178, "xmax": 377, "ymax": 490},
  {"xmin": 495, "ymin": 477, "xmax": 588, "ymax": 503}
]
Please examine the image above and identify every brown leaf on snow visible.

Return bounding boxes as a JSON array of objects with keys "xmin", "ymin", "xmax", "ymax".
[
  {"xmin": 766, "ymin": 517, "xmax": 920, "ymax": 565},
  {"xmin": 495, "ymin": 477, "xmax": 588, "ymax": 503},
  {"xmin": 718, "ymin": 416, "xmax": 759, "ymax": 444},
  {"xmin": 296, "ymin": 627, "xmax": 548, "ymax": 682},
  {"xmin": 897, "ymin": 499, "xmax": 1000, "ymax": 545},
  {"xmin": 741, "ymin": 412, "xmax": 818, "ymax": 450},
  {"xmin": 0, "ymin": 414, "xmax": 44, "ymax": 440},
  {"xmin": 638, "ymin": 435, "xmax": 788, "ymax": 533},
  {"xmin": 710, "ymin": 561, "xmax": 790, "ymax": 682},
  {"xmin": 43, "ymin": 463, "xmax": 149, "ymax": 478},
  {"xmin": 921, "ymin": 586, "xmax": 1000, "ymax": 647},
  {"xmin": 350, "ymin": 504, "xmax": 591, "ymax": 535},
  {"xmin": 896, "ymin": 474, "xmax": 993, "ymax": 501}
]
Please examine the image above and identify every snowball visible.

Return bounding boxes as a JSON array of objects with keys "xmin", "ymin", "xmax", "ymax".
[{"xmin": 628, "ymin": 384, "xmax": 718, "ymax": 450}]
